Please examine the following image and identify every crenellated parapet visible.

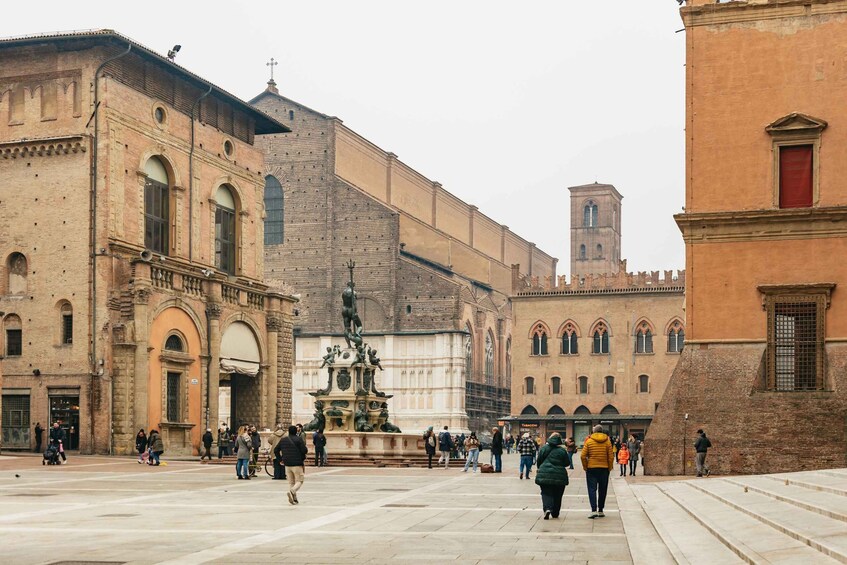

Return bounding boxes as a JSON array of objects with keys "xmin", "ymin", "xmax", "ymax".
[{"xmin": 511, "ymin": 260, "xmax": 685, "ymax": 295}]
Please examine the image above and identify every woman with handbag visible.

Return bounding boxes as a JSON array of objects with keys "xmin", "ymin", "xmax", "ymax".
[
  {"xmin": 535, "ymin": 432, "xmax": 570, "ymax": 520},
  {"xmin": 234, "ymin": 426, "xmax": 252, "ymax": 480}
]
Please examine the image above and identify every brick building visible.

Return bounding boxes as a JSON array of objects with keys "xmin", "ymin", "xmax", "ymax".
[
  {"xmin": 648, "ymin": 0, "xmax": 847, "ymax": 475},
  {"xmin": 250, "ymin": 82, "xmax": 557, "ymax": 433},
  {"xmin": 0, "ymin": 31, "xmax": 295, "ymax": 455},
  {"xmin": 507, "ymin": 183, "xmax": 684, "ymax": 444}
]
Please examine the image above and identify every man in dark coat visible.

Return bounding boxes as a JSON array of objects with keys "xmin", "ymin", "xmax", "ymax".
[
  {"xmin": 313, "ymin": 429, "xmax": 327, "ymax": 467},
  {"xmin": 34, "ymin": 422, "xmax": 43, "ymax": 453},
  {"xmin": 437, "ymin": 426, "xmax": 454, "ymax": 469},
  {"xmin": 694, "ymin": 429, "xmax": 712, "ymax": 477},
  {"xmin": 491, "ymin": 428, "xmax": 504, "ymax": 473},
  {"xmin": 49, "ymin": 422, "xmax": 67, "ymax": 463},
  {"xmin": 249, "ymin": 426, "xmax": 261, "ymax": 473},
  {"xmin": 274, "ymin": 425, "xmax": 308, "ymax": 505},
  {"xmin": 201, "ymin": 428, "xmax": 214, "ymax": 461}
]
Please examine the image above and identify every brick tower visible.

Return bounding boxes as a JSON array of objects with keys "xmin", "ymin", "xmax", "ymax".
[{"xmin": 569, "ymin": 183, "xmax": 623, "ymax": 278}]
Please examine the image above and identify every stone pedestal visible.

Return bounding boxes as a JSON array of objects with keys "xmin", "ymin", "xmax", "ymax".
[{"xmin": 324, "ymin": 431, "xmax": 423, "ymax": 458}]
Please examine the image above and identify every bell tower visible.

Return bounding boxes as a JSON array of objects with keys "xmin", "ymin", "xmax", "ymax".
[{"xmin": 568, "ymin": 182, "xmax": 623, "ymax": 278}]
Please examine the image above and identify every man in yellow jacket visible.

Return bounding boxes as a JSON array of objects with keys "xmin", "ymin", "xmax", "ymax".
[{"xmin": 580, "ymin": 425, "xmax": 615, "ymax": 519}]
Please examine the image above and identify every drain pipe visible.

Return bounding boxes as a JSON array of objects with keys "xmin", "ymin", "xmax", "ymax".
[
  {"xmin": 90, "ymin": 42, "xmax": 132, "ymax": 454},
  {"xmin": 189, "ymin": 86, "xmax": 213, "ymax": 262}
]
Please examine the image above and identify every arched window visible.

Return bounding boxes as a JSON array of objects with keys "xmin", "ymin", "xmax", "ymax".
[
  {"xmin": 560, "ymin": 321, "xmax": 579, "ymax": 355},
  {"xmin": 144, "ymin": 156, "xmax": 170, "ymax": 254},
  {"xmin": 592, "ymin": 321, "xmax": 610, "ymax": 354},
  {"xmin": 601, "ymin": 404, "xmax": 619, "ymax": 415},
  {"xmin": 639, "ymin": 374, "xmax": 650, "ymax": 393},
  {"xmin": 667, "ymin": 320, "xmax": 685, "ymax": 353},
  {"xmin": 531, "ymin": 323, "xmax": 548, "ymax": 356},
  {"xmin": 484, "ymin": 332, "xmax": 495, "ymax": 385},
  {"xmin": 264, "ymin": 175, "xmax": 284, "ymax": 245},
  {"xmin": 525, "ymin": 376, "xmax": 535, "ymax": 394},
  {"xmin": 583, "ymin": 201, "xmax": 599, "ymax": 227},
  {"xmin": 604, "ymin": 376, "xmax": 615, "ymax": 394},
  {"xmin": 592, "ymin": 204, "xmax": 599, "ymax": 227},
  {"xmin": 165, "ymin": 334, "xmax": 184, "ymax": 352},
  {"xmin": 578, "ymin": 376, "xmax": 588, "ymax": 394},
  {"xmin": 596, "ymin": 244, "xmax": 603, "ymax": 258},
  {"xmin": 4, "ymin": 314, "xmax": 21, "ymax": 357},
  {"xmin": 521, "ymin": 405, "xmax": 538, "ymax": 415},
  {"xmin": 215, "ymin": 185, "xmax": 237, "ymax": 275},
  {"xmin": 464, "ymin": 326, "xmax": 473, "ymax": 379},
  {"xmin": 7, "ymin": 252, "xmax": 27, "ymax": 295},
  {"xmin": 551, "ymin": 376, "xmax": 561, "ymax": 394},
  {"xmin": 547, "ymin": 405, "xmax": 565, "ymax": 415},
  {"xmin": 574, "ymin": 405, "xmax": 591, "ymax": 414},
  {"xmin": 579, "ymin": 244, "xmax": 586, "ymax": 260},
  {"xmin": 60, "ymin": 302, "xmax": 73, "ymax": 345},
  {"xmin": 635, "ymin": 321, "xmax": 654, "ymax": 354}
]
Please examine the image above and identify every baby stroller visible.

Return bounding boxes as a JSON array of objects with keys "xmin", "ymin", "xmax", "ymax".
[{"xmin": 43, "ymin": 444, "xmax": 60, "ymax": 465}]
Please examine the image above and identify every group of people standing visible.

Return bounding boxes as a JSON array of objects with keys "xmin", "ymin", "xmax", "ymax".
[
  {"xmin": 614, "ymin": 435, "xmax": 642, "ymax": 477},
  {"xmin": 423, "ymin": 426, "xmax": 506, "ymax": 473},
  {"xmin": 134, "ymin": 428, "xmax": 164, "ymax": 465}
]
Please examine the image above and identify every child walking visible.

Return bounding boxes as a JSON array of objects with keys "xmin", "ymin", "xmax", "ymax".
[{"xmin": 617, "ymin": 444, "xmax": 630, "ymax": 477}]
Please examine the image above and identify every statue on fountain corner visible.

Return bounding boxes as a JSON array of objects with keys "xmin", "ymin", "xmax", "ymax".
[
  {"xmin": 320, "ymin": 345, "xmax": 341, "ymax": 368},
  {"xmin": 367, "ymin": 346, "xmax": 383, "ymax": 371},
  {"xmin": 354, "ymin": 400, "xmax": 374, "ymax": 432},
  {"xmin": 379, "ymin": 402, "xmax": 402, "ymax": 433},
  {"xmin": 303, "ymin": 400, "xmax": 326, "ymax": 432}
]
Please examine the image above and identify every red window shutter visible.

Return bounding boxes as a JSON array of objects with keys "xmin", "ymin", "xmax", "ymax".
[{"xmin": 779, "ymin": 145, "xmax": 813, "ymax": 208}]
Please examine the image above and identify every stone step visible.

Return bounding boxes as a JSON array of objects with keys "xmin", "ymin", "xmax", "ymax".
[
  {"xmin": 658, "ymin": 481, "xmax": 841, "ymax": 564},
  {"xmin": 687, "ymin": 479, "xmax": 847, "ymax": 563},
  {"xmin": 629, "ymin": 483, "xmax": 743, "ymax": 564},
  {"xmin": 763, "ymin": 472, "xmax": 847, "ymax": 498},
  {"xmin": 725, "ymin": 476, "xmax": 847, "ymax": 522}
]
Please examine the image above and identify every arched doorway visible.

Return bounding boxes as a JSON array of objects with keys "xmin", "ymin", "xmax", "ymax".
[
  {"xmin": 573, "ymin": 405, "xmax": 592, "ymax": 447},
  {"xmin": 219, "ymin": 321, "xmax": 262, "ymax": 428}
]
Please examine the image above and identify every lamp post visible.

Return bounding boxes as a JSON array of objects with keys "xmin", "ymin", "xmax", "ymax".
[{"xmin": 682, "ymin": 412, "xmax": 689, "ymax": 475}]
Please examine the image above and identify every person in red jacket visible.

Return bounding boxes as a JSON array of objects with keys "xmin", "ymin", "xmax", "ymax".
[{"xmin": 616, "ymin": 444, "xmax": 630, "ymax": 477}]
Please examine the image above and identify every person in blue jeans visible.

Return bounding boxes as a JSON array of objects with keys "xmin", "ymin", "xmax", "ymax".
[
  {"xmin": 517, "ymin": 432, "xmax": 537, "ymax": 479},
  {"xmin": 463, "ymin": 432, "xmax": 480, "ymax": 472},
  {"xmin": 234, "ymin": 426, "xmax": 252, "ymax": 480},
  {"xmin": 491, "ymin": 428, "xmax": 504, "ymax": 473}
]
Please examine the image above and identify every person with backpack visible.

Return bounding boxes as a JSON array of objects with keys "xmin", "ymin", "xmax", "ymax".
[
  {"xmin": 535, "ymin": 432, "xmax": 570, "ymax": 520},
  {"xmin": 423, "ymin": 427, "xmax": 437, "ymax": 469},
  {"xmin": 463, "ymin": 432, "xmax": 481, "ymax": 473},
  {"xmin": 694, "ymin": 429, "xmax": 712, "ymax": 477},
  {"xmin": 438, "ymin": 426, "xmax": 453, "ymax": 469},
  {"xmin": 274, "ymin": 425, "xmax": 309, "ymax": 505},
  {"xmin": 564, "ymin": 437, "xmax": 577, "ymax": 470}
]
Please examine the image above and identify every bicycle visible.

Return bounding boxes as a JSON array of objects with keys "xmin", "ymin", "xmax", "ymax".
[{"xmin": 248, "ymin": 448, "xmax": 275, "ymax": 477}]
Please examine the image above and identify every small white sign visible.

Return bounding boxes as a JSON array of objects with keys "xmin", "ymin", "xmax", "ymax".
[{"xmin": 190, "ymin": 378, "xmax": 199, "ymax": 385}]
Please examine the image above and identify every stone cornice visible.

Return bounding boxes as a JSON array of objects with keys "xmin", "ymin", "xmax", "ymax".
[
  {"xmin": 675, "ymin": 207, "xmax": 847, "ymax": 243},
  {"xmin": 0, "ymin": 135, "xmax": 88, "ymax": 159},
  {"xmin": 681, "ymin": 0, "xmax": 847, "ymax": 28}
]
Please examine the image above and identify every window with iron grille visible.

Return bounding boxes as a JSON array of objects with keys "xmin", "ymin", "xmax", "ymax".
[
  {"xmin": 62, "ymin": 314, "xmax": 73, "ymax": 344},
  {"xmin": 6, "ymin": 328, "xmax": 21, "ymax": 356},
  {"xmin": 167, "ymin": 372, "xmax": 181, "ymax": 422},
  {"xmin": 165, "ymin": 334, "xmax": 183, "ymax": 352},
  {"xmin": 761, "ymin": 286, "xmax": 831, "ymax": 392}
]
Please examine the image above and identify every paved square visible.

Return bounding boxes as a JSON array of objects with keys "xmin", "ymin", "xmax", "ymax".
[{"xmin": 0, "ymin": 453, "xmax": 632, "ymax": 564}]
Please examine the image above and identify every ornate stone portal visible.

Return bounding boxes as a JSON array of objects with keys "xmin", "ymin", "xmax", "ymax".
[{"xmin": 304, "ymin": 261, "xmax": 402, "ymax": 435}]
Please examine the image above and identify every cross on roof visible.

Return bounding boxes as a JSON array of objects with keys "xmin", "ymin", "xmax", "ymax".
[{"xmin": 266, "ymin": 57, "xmax": 278, "ymax": 82}]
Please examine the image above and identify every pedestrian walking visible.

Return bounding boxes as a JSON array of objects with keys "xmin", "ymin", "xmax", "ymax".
[
  {"xmin": 626, "ymin": 434, "xmax": 641, "ymax": 476},
  {"xmin": 234, "ymin": 426, "xmax": 252, "ymax": 480},
  {"xmin": 49, "ymin": 422, "xmax": 67, "ymax": 464},
  {"xmin": 313, "ymin": 429, "xmax": 327, "ymax": 467},
  {"xmin": 517, "ymin": 432, "xmax": 537, "ymax": 479},
  {"xmin": 218, "ymin": 424, "xmax": 231, "ymax": 458},
  {"xmin": 274, "ymin": 425, "xmax": 309, "ymax": 505},
  {"xmin": 135, "ymin": 429, "xmax": 148, "ymax": 463},
  {"xmin": 437, "ymin": 426, "xmax": 453, "ymax": 469},
  {"xmin": 268, "ymin": 424, "xmax": 286, "ymax": 479},
  {"xmin": 694, "ymin": 429, "xmax": 712, "ymax": 477},
  {"xmin": 423, "ymin": 427, "xmax": 436, "ymax": 469},
  {"xmin": 200, "ymin": 428, "xmax": 214, "ymax": 461},
  {"xmin": 457, "ymin": 433, "xmax": 466, "ymax": 459},
  {"xmin": 147, "ymin": 428, "xmax": 164, "ymax": 466},
  {"xmin": 463, "ymin": 432, "xmax": 480, "ymax": 473},
  {"xmin": 617, "ymin": 444, "xmax": 630, "ymax": 477},
  {"xmin": 491, "ymin": 428, "xmax": 503, "ymax": 473},
  {"xmin": 564, "ymin": 436, "xmax": 576, "ymax": 470},
  {"xmin": 34, "ymin": 422, "xmax": 43, "ymax": 453},
  {"xmin": 581, "ymin": 425, "xmax": 614, "ymax": 519},
  {"xmin": 505, "ymin": 434, "xmax": 513, "ymax": 455},
  {"xmin": 249, "ymin": 426, "xmax": 261, "ymax": 473},
  {"xmin": 535, "ymin": 432, "xmax": 570, "ymax": 520}
]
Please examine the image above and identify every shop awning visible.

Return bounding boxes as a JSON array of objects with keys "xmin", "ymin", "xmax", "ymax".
[{"xmin": 220, "ymin": 322, "xmax": 261, "ymax": 376}]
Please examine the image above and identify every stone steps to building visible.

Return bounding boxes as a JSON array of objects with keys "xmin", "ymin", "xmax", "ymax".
[
  {"xmin": 629, "ymin": 483, "xmax": 744, "ymax": 564},
  {"xmin": 656, "ymin": 481, "xmax": 841, "ymax": 564},
  {"xmin": 763, "ymin": 473, "xmax": 847, "ymax": 498},
  {"xmin": 724, "ymin": 476, "xmax": 847, "ymax": 523},
  {"xmin": 686, "ymin": 479, "xmax": 847, "ymax": 563},
  {"xmin": 201, "ymin": 454, "xmax": 435, "ymax": 469}
]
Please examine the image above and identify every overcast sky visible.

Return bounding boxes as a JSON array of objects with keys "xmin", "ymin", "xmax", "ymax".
[{"xmin": 3, "ymin": 1, "xmax": 686, "ymax": 277}]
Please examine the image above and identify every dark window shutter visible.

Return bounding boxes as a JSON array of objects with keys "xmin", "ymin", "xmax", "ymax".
[{"xmin": 779, "ymin": 145, "xmax": 813, "ymax": 208}]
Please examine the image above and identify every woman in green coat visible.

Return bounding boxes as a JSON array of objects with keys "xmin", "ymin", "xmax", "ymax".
[{"xmin": 535, "ymin": 432, "xmax": 570, "ymax": 519}]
